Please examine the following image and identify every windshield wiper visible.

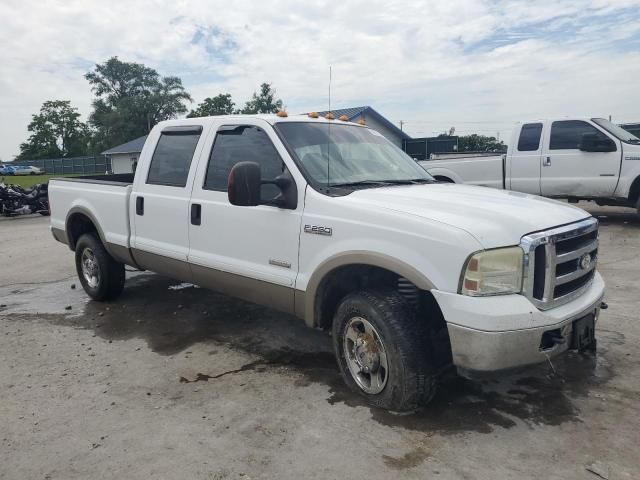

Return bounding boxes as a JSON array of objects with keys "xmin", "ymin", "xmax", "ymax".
[{"xmin": 330, "ymin": 178, "xmax": 433, "ymax": 188}]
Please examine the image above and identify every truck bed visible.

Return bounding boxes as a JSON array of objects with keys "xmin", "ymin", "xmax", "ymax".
[
  {"xmin": 420, "ymin": 154, "xmax": 505, "ymax": 189},
  {"xmin": 51, "ymin": 173, "xmax": 134, "ymax": 185},
  {"xmin": 49, "ymin": 174, "xmax": 134, "ymax": 251}
]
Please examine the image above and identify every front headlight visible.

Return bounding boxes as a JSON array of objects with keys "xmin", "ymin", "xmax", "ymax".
[{"xmin": 460, "ymin": 246, "xmax": 524, "ymax": 296}]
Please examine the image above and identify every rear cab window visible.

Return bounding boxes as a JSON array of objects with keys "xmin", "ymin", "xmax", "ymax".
[
  {"xmin": 517, "ymin": 123, "xmax": 543, "ymax": 151},
  {"xmin": 147, "ymin": 126, "xmax": 203, "ymax": 187}
]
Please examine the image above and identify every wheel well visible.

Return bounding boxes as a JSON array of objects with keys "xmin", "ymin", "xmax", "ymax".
[
  {"xmin": 66, "ymin": 213, "xmax": 98, "ymax": 251},
  {"xmin": 314, "ymin": 264, "xmax": 452, "ymax": 367},
  {"xmin": 628, "ymin": 176, "xmax": 640, "ymax": 205},
  {"xmin": 433, "ymin": 175, "xmax": 454, "ymax": 183}
]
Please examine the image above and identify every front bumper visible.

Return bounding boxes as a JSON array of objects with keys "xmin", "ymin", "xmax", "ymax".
[{"xmin": 431, "ymin": 272, "xmax": 605, "ymax": 373}]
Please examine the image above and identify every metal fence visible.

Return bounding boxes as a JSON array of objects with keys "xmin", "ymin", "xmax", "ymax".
[{"xmin": 17, "ymin": 155, "xmax": 112, "ymax": 175}]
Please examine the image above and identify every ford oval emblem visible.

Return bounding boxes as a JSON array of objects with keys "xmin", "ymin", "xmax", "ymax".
[{"xmin": 579, "ymin": 253, "xmax": 592, "ymax": 270}]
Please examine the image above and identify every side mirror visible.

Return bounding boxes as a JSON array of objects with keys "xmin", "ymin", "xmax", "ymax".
[
  {"xmin": 579, "ymin": 133, "xmax": 616, "ymax": 153},
  {"xmin": 227, "ymin": 162, "xmax": 298, "ymax": 209},
  {"xmin": 228, "ymin": 161, "xmax": 261, "ymax": 206}
]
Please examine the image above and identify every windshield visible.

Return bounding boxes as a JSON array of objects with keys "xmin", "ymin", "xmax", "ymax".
[
  {"xmin": 592, "ymin": 118, "xmax": 640, "ymax": 144},
  {"xmin": 275, "ymin": 122, "xmax": 434, "ymax": 188}
]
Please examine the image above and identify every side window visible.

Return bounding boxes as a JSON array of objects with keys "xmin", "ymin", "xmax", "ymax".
[
  {"xmin": 147, "ymin": 129, "xmax": 202, "ymax": 187},
  {"xmin": 517, "ymin": 123, "xmax": 542, "ymax": 151},
  {"xmin": 549, "ymin": 121, "xmax": 608, "ymax": 150},
  {"xmin": 204, "ymin": 125, "xmax": 285, "ymax": 200}
]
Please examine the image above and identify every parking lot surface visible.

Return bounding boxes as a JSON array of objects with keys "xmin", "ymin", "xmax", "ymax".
[{"xmin": 1, "ymin": 205, "xmax": 639, "ymax": 479}]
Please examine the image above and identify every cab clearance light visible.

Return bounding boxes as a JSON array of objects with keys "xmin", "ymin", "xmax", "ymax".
[
  {"xmin": 339, "ymin": 115, "xmax": 349, "ymax": 121},
  {"xmin": 308, "ymin": 112, "xmax": 319, "ymax": 118},
  {"xmin": 276, "ymin": 110, "xmax": 288, "ymax": 117},
  {"xmin": 358, "ymin": 119, "xmax": 366, "ymax": 125},
  {"xmin": 325, "ymin": 112, "xmax": 335, "ymax": 120}
]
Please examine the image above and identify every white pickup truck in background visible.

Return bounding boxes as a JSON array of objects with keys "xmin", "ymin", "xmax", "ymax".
[
  {"xmin": 421, "ymin": 118, "xmax": 640, "ymax": 214},
  {"xmin": 49, "ymin": 114, "xmax": 605, "ymax": 412}
]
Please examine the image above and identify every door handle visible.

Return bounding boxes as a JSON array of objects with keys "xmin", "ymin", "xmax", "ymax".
[
  {"xmin": 543, "ymin": 156, "xmax": 551, "ymax": 167},
  {"xmin": 191, "ymin": 203, "xmax": 201, "ymax": 226},
  {"xmin": 136, "ymin": 196, "xmax": 144, "ymax": 215}
]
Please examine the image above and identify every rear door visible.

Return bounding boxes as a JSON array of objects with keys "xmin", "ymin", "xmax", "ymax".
[
  {"xmin": 541, "ymin": 120, "xmax": 620, "ymax": 197},
  {"xmin": 187, "ymin": 119, "xmax": 304, "ymax": 313},
  {"xmin": 131, "ymin": 124, "xmax": 207, "ymax": 280},
  {"xmin": 508, "ymin": 122, "xmax": 543, "ymax": 195}
]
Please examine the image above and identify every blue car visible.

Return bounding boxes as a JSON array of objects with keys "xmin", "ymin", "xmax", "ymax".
[{"xmin": 0, "ymin": 165, "xmax": 16, "ymax": 175}]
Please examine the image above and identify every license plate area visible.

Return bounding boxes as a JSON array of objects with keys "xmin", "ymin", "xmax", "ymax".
[{"xmin": 570, "ymin": 313, "xmax": 595, "ymax": 351}]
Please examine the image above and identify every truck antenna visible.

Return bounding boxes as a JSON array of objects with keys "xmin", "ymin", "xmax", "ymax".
[{"xmin": 327, "ymin": 65, "xmax": 332, "ymax": 190}]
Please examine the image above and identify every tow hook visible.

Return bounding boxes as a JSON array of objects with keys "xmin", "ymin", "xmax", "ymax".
[{"xmin": 600, "ymin": 301, "xmax": 608, "ymax": 310}]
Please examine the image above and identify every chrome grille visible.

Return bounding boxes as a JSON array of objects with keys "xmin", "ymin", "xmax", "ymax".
[{"xmin": 521, "ymin": 218, "xmax": 598, "ymax": 310}]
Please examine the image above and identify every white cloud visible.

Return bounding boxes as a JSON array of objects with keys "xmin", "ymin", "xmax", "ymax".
[{"xmin": 1, "ymin": 0, "xmax": 639, "ymax": 159}]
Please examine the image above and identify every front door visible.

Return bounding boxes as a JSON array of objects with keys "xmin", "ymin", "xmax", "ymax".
[
  {"xmin": 187, "ymin": 119, "xmax": 304, "ymax": 313},
  {"xmin": 541, "ymin": 120, "xmax": 621, "ymax": 197}
]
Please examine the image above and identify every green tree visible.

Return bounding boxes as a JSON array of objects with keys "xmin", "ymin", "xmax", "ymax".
[
  {"xmin": 187, "ymin": 93, "xmax": 236, "ymax": 118},
  {"xmin": 17, "ymin": 100, "xmax": 90, "ymax": 160},
  {"xmin": 85, "ymin": 57, "xmax": 192, "ymax": 151},
  {"xmin": 458, "ymin": 134, "xmax": 507, "ymax": 152},
  {"xmin": 241, "ymin": 83, "xmax": 283, "ymax": 114}
]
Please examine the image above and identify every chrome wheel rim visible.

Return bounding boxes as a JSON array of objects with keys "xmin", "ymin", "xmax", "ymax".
[
  {"xmin": 81, "ymin": 248, "xmax": 100, "ymax": 288},
  {"xmin": 343, "ymin": 316, "xmax": 389, "ymax": 394}
]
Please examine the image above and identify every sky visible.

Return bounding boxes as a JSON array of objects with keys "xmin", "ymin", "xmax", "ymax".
[{"xmin": 1, "ymin": 0, "xmax": 640, "ymax": 160}]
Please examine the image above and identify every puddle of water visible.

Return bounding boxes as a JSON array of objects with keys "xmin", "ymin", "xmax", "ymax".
[{"xmin": 1, "ymin": 273, "xmax": 620, "ymax": 435}]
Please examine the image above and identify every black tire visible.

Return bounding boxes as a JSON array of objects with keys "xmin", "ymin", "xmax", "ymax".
[
  {"xmin": 75, "ymin": 233, "xmax": 125, "ymax": 301},
  {"xmin": 332, "ymin": 290, "xmax": 437, "ymax": 412}
]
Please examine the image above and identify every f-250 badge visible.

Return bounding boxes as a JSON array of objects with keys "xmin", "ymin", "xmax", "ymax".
[{"xmin": 304, "ymin": 224, "xmax": 332, "ymax": 236}]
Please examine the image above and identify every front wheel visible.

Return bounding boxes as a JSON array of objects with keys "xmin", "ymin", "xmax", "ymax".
[
  {"xmin": 75, "ymin": 233, "xmax": 125, "ymax": 301},
  {"xmin": 332, "ymin": 290, "xmax": 437, "ymax": 412}
]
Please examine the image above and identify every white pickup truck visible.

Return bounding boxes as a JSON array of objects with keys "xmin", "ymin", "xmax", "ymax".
[
  {"xmin": 422, "ymin": 117, "xmax": 640, "ymax": 214},
  {"xmin": 49, "ymin": 114, "xmax": 605, "ymax": 412}
]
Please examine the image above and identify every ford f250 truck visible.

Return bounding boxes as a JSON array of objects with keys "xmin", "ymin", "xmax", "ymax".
[
  {"xmin": 49, "ymin": 114, "xmax": 605, "ymax": 412},
  {"xmin": 421, "ymin": 117, "xmax": 640, "ymax": 215}
]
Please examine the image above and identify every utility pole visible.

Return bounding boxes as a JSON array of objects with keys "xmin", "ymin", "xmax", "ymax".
[{"xmin": 399, "ymin": 120, "xmax": 404, "ymax": 132}]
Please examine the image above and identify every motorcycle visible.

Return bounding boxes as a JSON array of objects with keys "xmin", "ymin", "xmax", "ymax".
[{"xmin": 0, "ymin": 181, "xmax": 49, "ymax": 216}]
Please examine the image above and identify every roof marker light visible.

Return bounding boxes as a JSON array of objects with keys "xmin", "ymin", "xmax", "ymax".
[
  {"xmin": 325, "ymin": 112, "xmax": 335, "ymax": 120},
  {"xmin": 276, "ymin": 110, "xmax": 288, "ymax": 117},
  {"xmin": 357, "ymin": 118, "xmax": 366, "ymax": 125},
  {"xmin": 339, "ymin": 115, "xmax": 349, "ymax": 121},
  {"xmin": 308, "ymin": 112, "xmax": 319, "ymax": 118}
]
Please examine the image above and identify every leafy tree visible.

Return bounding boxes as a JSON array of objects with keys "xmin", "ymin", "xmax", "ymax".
[
  {"xmin": 241, "ymin": 83, "xmax": 283, "ymax": 114},
  {"xmin": 85, "ymin": 57, "xmax": 192, "ymax": 151},
  {"xmin": 187, "ymin": 93, "xmax": 236, "ymax": 118},
  {"xmin": 17, "ymin": 100, "xmax": 90, "ymax": 160},
  {"xmin": 458, "ymin": 134, "xmax": 507, "ymax": 152}
]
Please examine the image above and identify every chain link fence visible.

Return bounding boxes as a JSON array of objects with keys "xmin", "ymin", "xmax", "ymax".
[{"xmin": 16, "ymin": 155, "xmax": 112, "ymax": 175}]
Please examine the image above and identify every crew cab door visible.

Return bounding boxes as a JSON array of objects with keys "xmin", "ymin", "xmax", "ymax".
[
  {"xmin": 187, "ymin": 119, "xmax": 304, "ymax": 313},
  {"xmin": 130, "ymin": 124, "xmax": 207, "ymax": 280},
  {"xmin": 540, "ymin": 120, "xmax": 621, "ymax": 197},
  {"xmin": 508, "ymin": 122, "xmax": 543, "ymax": 194}
]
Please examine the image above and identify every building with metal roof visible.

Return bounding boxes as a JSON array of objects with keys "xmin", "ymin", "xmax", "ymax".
[
  {"xmin": 311, "ymin": 106, "xmax": 411, "ymax": 147},
  {"xmin": 101, "ymin": 135, "xmax": 147, "ymax": 174}
]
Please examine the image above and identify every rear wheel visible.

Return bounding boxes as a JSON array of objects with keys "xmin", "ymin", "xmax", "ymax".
[
  {"xmin": 332, "ymin": 290, "xmax": 437, "ymax": 412},
  {"xmin": 75, "ymin": 233, "xmax": 125, "ymax": 301}
]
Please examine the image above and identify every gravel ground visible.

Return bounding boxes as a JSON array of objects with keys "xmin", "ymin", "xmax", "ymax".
[{"xmin": 0, "ymin": 204, "xmax": 639, "ymax": 480}]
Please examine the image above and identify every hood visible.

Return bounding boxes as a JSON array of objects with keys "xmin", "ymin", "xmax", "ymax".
[{"xmin": 344, "ymin": 183, "xmax": 591, "ymax": 248}]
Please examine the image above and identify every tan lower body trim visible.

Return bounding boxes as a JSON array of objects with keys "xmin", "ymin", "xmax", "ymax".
[
  {"xmin": 130, "ymin": 248, "xmax": 296, "ymax": 315},
  {"xmin": 191, "ymin": 264, "xmax": 295, "ymax": 315}
]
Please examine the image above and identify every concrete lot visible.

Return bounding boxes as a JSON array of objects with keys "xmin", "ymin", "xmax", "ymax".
[{"xmin": 0, "ymin": 205, "xmax": 639, "ymax": 480}]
